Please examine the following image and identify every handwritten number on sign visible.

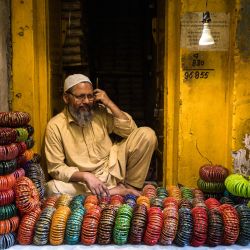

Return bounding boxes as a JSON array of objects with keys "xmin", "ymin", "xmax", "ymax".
[{"xmin": 184, "ymin": 71, "xmax": 209, "ymax": 80}]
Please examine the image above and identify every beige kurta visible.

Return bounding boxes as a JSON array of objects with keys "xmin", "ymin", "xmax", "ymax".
[{"xmin": 45, "ymin": 105, "xmax": 138, "ymax": 194}]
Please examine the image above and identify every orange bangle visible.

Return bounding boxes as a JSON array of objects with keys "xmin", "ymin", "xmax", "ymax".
[
  {"xmin": 0, "ymin": 173, "xmax": 16, "ymax": 191},
  {"xmin": 14, "ymin": 176, "xmax": 40, "ymax": 214},
  {"xmin": 0, "ymin": 216, "xmax": 19, "ymax": 234},
  {"xmin": 17, "ymin": 208, "xmax": 41, "ymax": 245},
  {"xmin": 85, "ymin": 195, "xmax": 98, "ymax": 205},
  {"xmin": 22, "ymin": 149, "xmax": 34, "ymax": 161},
  {"xmin": 136, "ymin": 196, "xmax": 150, "ymax": 209}
]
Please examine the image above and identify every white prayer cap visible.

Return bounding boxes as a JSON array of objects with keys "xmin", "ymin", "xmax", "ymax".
[{"xmin": 64, "ymin": 74, "xmax": 92, "ymax": 92}]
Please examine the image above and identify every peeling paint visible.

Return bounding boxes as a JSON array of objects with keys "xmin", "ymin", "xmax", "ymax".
[
  {"xmin": 236, "ymin": 0, "xmax": 250, "ymax": 62},
  {"xmin": 232, "ymin": 134, "xmax": 250, "ymax": 176},
  {"xmin": 15, "ymin": 93, "xmax": 22, "ymax": 98},
  {"xmin": 17, "ymin": 26, "xmax": 29, "ymax": 36}
]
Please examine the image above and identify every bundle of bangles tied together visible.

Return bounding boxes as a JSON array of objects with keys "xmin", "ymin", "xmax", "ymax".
[
  {"xmin": 0, "ymin": 111, "xmax": 45, "ymax": 249},
  {"xmin": 0, "ymin": 112, "xmax": 250, "ymax": 249}
]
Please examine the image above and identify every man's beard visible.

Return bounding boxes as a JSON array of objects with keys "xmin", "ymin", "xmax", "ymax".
[{"xmin": 68, "ymin": 104, "xmax": 93, "ymax": 126}]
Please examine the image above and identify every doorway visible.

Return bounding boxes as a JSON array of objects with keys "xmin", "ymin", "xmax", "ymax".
[{"xmin": 60, "ymin": 0, "xmax": 164, "ymax": 183}]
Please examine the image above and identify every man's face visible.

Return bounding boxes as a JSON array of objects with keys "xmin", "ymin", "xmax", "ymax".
[{"xmin": 64, "ymin": 82, "xmax": 94, "ymax": 126}]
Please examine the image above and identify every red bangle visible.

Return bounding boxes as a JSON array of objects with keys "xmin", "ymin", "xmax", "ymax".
[
  {"xmin": 0, "ymin": 189, "xmax": 15, "ymax": 206},
  {"xmin": 219, "ymin": 204, "xmax": 240, "ymax": 245},
  {"xmin": 0, "ymin": 143, "xmax": 19, "ymax": 161},
  {"xmin": 42, "ymin": 195, "xmax": 60, "ymax": 209},
  {"xmin": 81, "ymin": 205, "xmax": 101, "ymax": 245},
  {"xmin": 160, "ymin": 199, "xmax": 178, "ymax": 245},
  {"xmin": 142, "ymin": 184, "xmax": 157, "ymax": 199},
  {"xmin": 144, "ymin": 207, "xmax": 163, "ymax": 245},
  {"xmin": 190, "ymin": 207, "xmax": 208, "ymax": 247},
  {"xmin": 0, "ymin": 112, "xmax": 30, "ymax": 127},
  {"xmin": 0, "ymin": 128, "xmax": 17, "ymax": 145}
]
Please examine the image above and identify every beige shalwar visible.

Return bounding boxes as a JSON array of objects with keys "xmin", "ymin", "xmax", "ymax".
[{"xmin": 45, "ymin": 106, "xmax": 157, "ymax": 196}]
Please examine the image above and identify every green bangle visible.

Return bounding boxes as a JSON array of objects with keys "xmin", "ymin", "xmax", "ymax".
[
  {"xmin": 0, "ymin": 204, "xmax": 17, "ymax": 220},
  {"xmin": 65, "ymin": 207, "xmax": 85, "ymax": 244},
  {"xmin": 16, "ymin": 127, "xmax": 29, "ymax": 142},
  {"xmin": 0, "ymin": 159, "xmax": 17, "ymax": 175}
]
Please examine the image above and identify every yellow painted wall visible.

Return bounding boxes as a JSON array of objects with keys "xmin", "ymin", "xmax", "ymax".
[
  {"xmin": 165, "ymin": 0, "xmax": 250, "ymax": 188},
  {"xmin": 173, "ymin": 0, "xmax": 234, "ymax": 187},
  {"xmin": 11, "ymin": 0, "xmax": 49, "ymax": 153},
  {"xmin": 233, "ymin": 0, "xmax": 250, "ymax": 151}
]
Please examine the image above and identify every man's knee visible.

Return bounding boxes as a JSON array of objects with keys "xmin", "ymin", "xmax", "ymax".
[
  {"xmin": 136, "ymin": 127, "xmax": 158, "ymax": 149},
  {"xmin": 45, "ymin": 180, "xmax": 60, "ymax": 196}
]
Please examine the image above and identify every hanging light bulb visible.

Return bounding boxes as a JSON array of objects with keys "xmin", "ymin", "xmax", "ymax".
[{"xmin": 199, "ymin": 11, "xmax": 215, "ymax": 46}]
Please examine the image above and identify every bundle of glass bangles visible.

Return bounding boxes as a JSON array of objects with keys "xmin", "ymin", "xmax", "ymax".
[{"xmin": 0, "ymin": 181, "xmax": 248, "ymax": 247}]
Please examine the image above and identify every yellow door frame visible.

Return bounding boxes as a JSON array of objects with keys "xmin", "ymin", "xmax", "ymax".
[{"xmin": 11, "ymin": 0, "xmax": 50, "ymax": 153}]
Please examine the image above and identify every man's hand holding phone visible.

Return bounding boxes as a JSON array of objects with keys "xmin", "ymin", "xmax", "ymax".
[{"xmin": 93, "ymin": 89, "xmax": 112, "ymax": 108}]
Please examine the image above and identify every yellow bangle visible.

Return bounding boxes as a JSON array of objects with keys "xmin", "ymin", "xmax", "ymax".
[{"xmin": 49, "ymin": 206, "xmax": 71, "ymax": 245}]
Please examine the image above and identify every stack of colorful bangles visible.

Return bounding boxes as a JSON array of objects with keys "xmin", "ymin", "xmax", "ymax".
[
  {"xmin": 0, "ymin": 111, "xmax": 44, "ymax": 249},
  {"xmin": 0, "ymin": 112, "xmax": 33, "ymax": 249}
]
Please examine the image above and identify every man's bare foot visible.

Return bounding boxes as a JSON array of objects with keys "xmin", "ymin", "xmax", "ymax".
[{"xmin": 109, "ymin": 183, "xmax": 141, "ymax": 196}]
